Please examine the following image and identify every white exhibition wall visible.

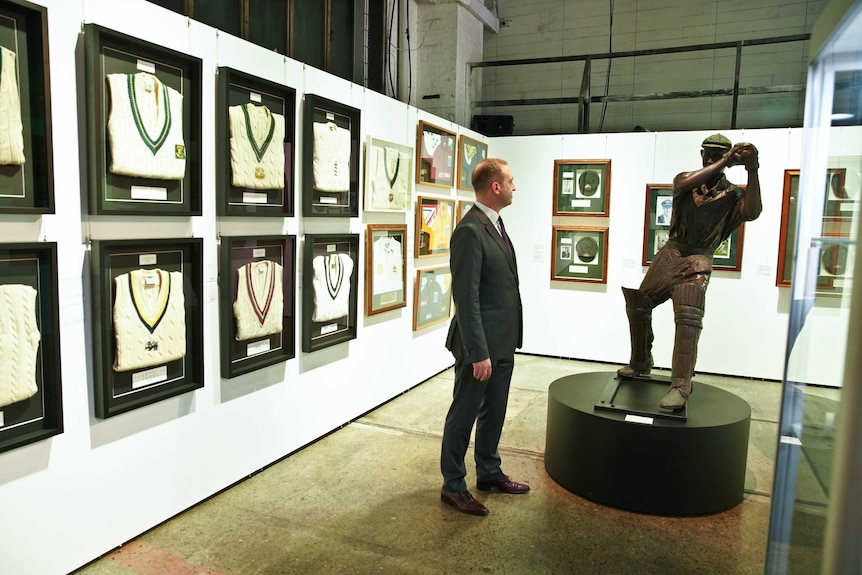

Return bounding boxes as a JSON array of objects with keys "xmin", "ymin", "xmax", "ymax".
[{"xmin": 1, "ymin": 1, "xmax": 860, "ymax": 574}]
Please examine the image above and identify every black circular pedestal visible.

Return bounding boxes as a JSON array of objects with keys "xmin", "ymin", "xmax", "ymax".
[{"xmin": 545, "ymin": 372, "xmax": 751, "ymax": 515}]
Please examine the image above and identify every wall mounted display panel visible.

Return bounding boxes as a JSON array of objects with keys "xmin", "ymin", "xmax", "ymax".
[
  {"xmin": 0, "ymin": 242, "xmax": 62, "ymax": 454},
  {"xmin": 457, "ymin": 135, "xmax": 486, "ymax": 191},
  {"xmin": 551, "ymin": 226, "xmax": 609, "ymax": 283},
  {"xmin": 363, "ymin": 136, "xmax": 411, "ymax": 212},
  {"xmin": 413, "ymin": 266, "xmax": 452, "ymax": 331},
  {"xmin": 416, "ymin": 120, "xmax": 455, "ymax": 188},
  {"xmin": 219, "ymin": 235, "xmax": 296, "ymax": 378},
  {"xmin": 90, "ymin": 238, "xmax": 204, "ymax": 418},
  {"xmin": 84, "ymin": 24, "xmax": 202, "ymax": 216},
  {"xmin": 365, "ymin": 224, "xmax": 406, "ymax": 316},
  {"xmin": 216, "ymin": 67, "xmax": 296, "ymax": 216},
  {"xmin": 642, "ymin": 183, "xmax": 744, "ymax": 272},
  {"xmin": 415, "ymin": 196, "xmax": 455, "ymax": 258},
  {"xmin": 0, "ymin": 0, "xmax": 54, "ymax": 214},
  {"xmin": 777, "ymin": 168, "xmax": 852, "ymax": 290},
  {"xmin": 553, "ymin": 159, "xmax": 611, "ymax": 216},
  {"xmin": 302, "ymin": 233, "xmax": 358, "ymax": 352},
  {"xmin": 302, "ymin": 94, "xmax": 360, "ymax": 217}
]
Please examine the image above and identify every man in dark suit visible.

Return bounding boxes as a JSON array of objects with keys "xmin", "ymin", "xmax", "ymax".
[{"xmin": 440, "ymin": 158, "xmax": 529, "ymax": 516}]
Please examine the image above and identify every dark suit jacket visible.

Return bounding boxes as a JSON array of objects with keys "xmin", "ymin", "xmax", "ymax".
[{"xmin": 445, "ymin": 205, "xmax": 523, "ymax": 363}]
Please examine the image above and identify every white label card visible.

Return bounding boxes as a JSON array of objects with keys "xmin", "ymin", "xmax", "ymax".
[
  {"xmin": 319, "ymin": 196, "xmax": 338, "ymax": 204},
  {"xmin": 252, "ymin": 248, "xmax": 266, "ymax": 258},
  {"xmin": 131, "ymin": 186, "xmax": 168, "ymax": 201},
  {"xmin": 568, "ymin": 265, "xmax": 588, "ymax": 274},
  {"xmin": 132, "ymin": 365, "xmax": 168, "ymax": 389},
  {"xmin": 840, "ymin": 202, "xmax": 854, "ymax": 213},
  {"xmin": 243, "ymin": 192, "xmax": 268, "ymax": 204},
  {"xmin": 139, "ymin": 254, "xmax": 158, "ymax": 265},
  {"xmin": 320, "ymin": 323, "xmax": 338, "ymax": 335},
  {"xmin": 625, "ymin": 414, "xmax": 654, "ymax": 425},
  {"xmin": 250, "ymin": 92, "xmax": 262, "ymax": 103},
  {"xmin": 326, "ymin": 244, "xmax": 337, "ymax": 252},
  {"xmin": 780, "ymin": 435, "xmax": 802, "ymax": 446},
  {"xmin": 561, "ymin": 238, "xmax": 572, "ymax": 244},
  {"xmin": 562, "ymin": 172, "xmax": 574, "ymax": 179},
  {"xmin": 136, "ymin": 59, "xmax": 156, "ymax": 74},
  {"xmin": 570, "ymin": 199, "xmax": 590, "ymax": 208},
  {"xmin": 0, "ymin": 411, "xmax": 4, "ymax": 427},
  {"xmin": 326, "ymin": 112, "xmax": 335, "ymax": 121},
  {"xmin": 247, "ymin": 339, "xmax": 271, "ymax": 357}
]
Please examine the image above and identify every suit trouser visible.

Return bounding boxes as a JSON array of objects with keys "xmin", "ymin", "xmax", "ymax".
[{"xmin": 440, "ymin": 356, "xmax": 514, "ymax": 493}]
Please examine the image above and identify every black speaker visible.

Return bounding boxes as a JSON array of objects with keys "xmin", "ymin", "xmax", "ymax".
[{"xmin": 471, "ymin": 114, "xmax": 514, "ymax": 136}]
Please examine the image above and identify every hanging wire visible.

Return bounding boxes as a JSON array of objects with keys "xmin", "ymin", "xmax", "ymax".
[
  {"xmin": 387, "ymin": 0, "xmax": 398, "ymax": 97},
  {"xmin": 598, "ymin": 0, "xmax": 614, "ymax": 132}
]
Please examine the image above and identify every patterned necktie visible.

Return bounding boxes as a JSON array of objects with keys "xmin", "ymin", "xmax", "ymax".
[{"xmin": 498, "ymin": 215, "xmax": 513, "ymax": 253}]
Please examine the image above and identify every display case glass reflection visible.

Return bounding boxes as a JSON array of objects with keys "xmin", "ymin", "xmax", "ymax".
[
  {"xmin": 457, "ymin": 135, "xmax": 486, "ymax": 191},
  {"xmin": 90, "ymin": 238, "xmax": 204, "ymax": 418},
  {"xmin": 219, "ymin": 235, "xmax": 295, "ymax": 378}
]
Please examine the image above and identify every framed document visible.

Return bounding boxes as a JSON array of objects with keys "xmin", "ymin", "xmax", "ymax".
[
  {"xmin": 413, "ymin": 266, "xmax": 452, "ymax": 331},
  {"xmin": 456, "ymin": 200, "xmax": 475, "ymax": 224},
  {"xmin": 553, "ymin": 159, "xmax": 611, "ymax": 216},
  {"xmin": 457, "ymin": 135, "xmax": 486, "ymax": 191},
  {"xmin": 551, "ymin": 226, "xmax": 609, "ymax": 283},
  {"xmin": 83, "ymin": 24, "xmax": 202, "ymax": 216},
  {"xmin": 302, "ymin": 94, "xmax": 360, "ymax": 217},
  {"xmin": 0, "ymin": 242, "xmax": 63, "ymax": 454},
  {"xmin": 219, "ymin": 235, "xmax": 296, "ymax": 379},
  {"xmin": 365, "ymin": 224, "xmax": 407, "ymax": 316},
  {"xmin": 90, "ymin": 238, "xmax": 204, "ymax": 418},
  {"xmin": 216, "ymin": 67, "xmax": 296, "ymax": 216},
  {"xmin": 416, "ymin": 120, "xmax": 456, "ymax": 188},
  {"xmin": 642, "ymin": 183, "xmax": 745, "ymax": 272},
  {"xmin": 0, "ymin": 1, "xmax": 54, "ymax": 214},
  {"xmin": 363, "ymin": 136, "xmax": 412, "ymax": 212},
  {"xmin": 777, "ymin": 168, "xmax": 851, "ymax": 289},
  {"xmin": 415, "ymin": 196, "xmax": 455, "ymax": 258},
  {"xmin": 302, "ymin": 233, "xmax": 359, "ymax": 352}
]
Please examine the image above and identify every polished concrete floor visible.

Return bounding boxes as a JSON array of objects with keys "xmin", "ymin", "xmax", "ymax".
[{"xmin": 74, "ymin": 354, "xmax": 838, "ymax": 575}]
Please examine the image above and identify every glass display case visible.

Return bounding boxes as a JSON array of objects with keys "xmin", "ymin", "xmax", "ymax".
[{"xmin": 765, "ymin": 2, "xmax": 862, "ymax": 573}]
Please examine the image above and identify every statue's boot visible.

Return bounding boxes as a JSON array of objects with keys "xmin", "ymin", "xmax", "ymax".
[
  {"xmin": 660, "ymin": 283, "xmax": 705, "ymax": 410},
  {"xmin": 617, "ymin": 287, "xmax": 654, "ymax": 378}
]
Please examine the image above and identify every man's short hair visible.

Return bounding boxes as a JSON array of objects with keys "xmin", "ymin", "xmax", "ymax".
[
  {"xmin": 702, "ymin": 133, "xmax": 732, "ymax": 150},
  {"xmin": 472, "ymin": 158, "xmax": 509, "ymax": 192}
]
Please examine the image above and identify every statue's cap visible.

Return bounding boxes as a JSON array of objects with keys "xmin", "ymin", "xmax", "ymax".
[{"xmin": 702, "ymin": 133, "xmax": 732, "ymax": 149}]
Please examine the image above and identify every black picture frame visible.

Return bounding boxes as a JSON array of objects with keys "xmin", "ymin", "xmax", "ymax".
[
  {"xmin": 0, "ymin": 242, "xmax": 62, "ymax": 454},
  {"xmin": 216, "ymin": 67, "xmax": 296, "ymax": 216},
  {"xmin": 301, "ymin": 94, "xmax": 360, "ymax": 217},
  {"xmin": 90, "ymin": 238, "xmax": 204, "ymax": 418},
  {"xmin": 0, "ymin": 0, "xmax": 53, "ymax": 214},
  {"xmin": 83, "ymin": 24, "xmax": 202, "ymax": 216},
  {"xmin": 302, "ymin": 233, "xmax": 359, "ymax": 352},
  {"xmin": 219, "ymin": 235, "xmax": 296, "ymax": 378}
]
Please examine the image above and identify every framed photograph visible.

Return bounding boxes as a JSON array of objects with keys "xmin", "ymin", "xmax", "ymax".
[
  {"xmin": 83, "ymin": 24, "xmax": 202, "ymax": 216},
  {"xmin": 90, "ymin": 238, "xmax": 204, "ymax": 418},
  {"xmin": 553, "ymin": 159, "xmax": 611, "ymax": 216},
  {"xmin": 413, "ymin": 266, "xmax": 452, "ymax": 331},
  {"xmin": 642, "ymin": 184, "xmax": 744, "ymax": 271},
  {"xmin": 415, "ymin": 196, "xmax": 455, "ymax": 258},
  {"xmin": 551, "ymin": 226, "xmax": 609, "ymax": 283},
  {"xmin": 219, "ymin": 235, "xmax": 296, "ymax": 379},
  {"xmin": 456, "ymin": 200, "xmax": 475, "ymax": 224},
  {"xmin": 364, "ymin": 136, "xmax": 411, "ymax": 212},
  {"xmin": 457, "ymin": 135, "xmax": 486, "ymax": 191},
  {"xmin": 302, "ymin": 94, "xmax": 360, "ymax": 217},
  {"xmin": 365, "ymin": 224, "xmax": 407, "ymax": 316},
  {"xmin": 216, "ymin": 67, "xmax": 296, "ymax": 216},
  {"xmin": 777, "ymin": 168, "xmax": 852, "ymax": 288},
  {"xmin": 416, "ymin": 120, "xmax": 456, "ymax": 188},
  {"xmin": 302, "ymin": 233, "xmax": 359, "ymax": 352},
  {"xmin": 0, "ymin": 242, "xmax": 63, "ymax": 454},
  {"xmin": 0, "ymin": 1, "xmax": 54, "ymax": 214}
]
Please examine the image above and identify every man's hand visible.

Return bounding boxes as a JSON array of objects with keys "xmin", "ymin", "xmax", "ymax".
[{"xmin": 472, "ymin": 358, "xmax": 492, "ymax": 381}]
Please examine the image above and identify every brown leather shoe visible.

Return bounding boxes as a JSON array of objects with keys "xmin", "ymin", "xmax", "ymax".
[
  {"xmin": 477, "ymin": 474, "xmax": 530, "ymax": 494},
  {"xmin": 440, "ymin": 489, "xmax": 489, "ymax": 516}
]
